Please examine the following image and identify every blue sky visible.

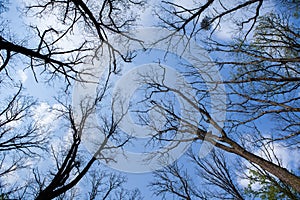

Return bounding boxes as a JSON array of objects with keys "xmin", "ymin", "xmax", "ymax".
[{"xmin": 1, "ymin": 0, "xmax": 299, "ymax": 199}]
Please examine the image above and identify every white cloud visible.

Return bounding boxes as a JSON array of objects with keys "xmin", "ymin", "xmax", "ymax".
[
  {"xmin": 20, "ymin": 0, "xmax": 86, "ymax": 54},
  {"xmin": 211, "ymin": 0, "xmax": 275, "ymax": 40},
  {"xmin": 237, "ymin": 143, "xmax": 300, "ymax": 189},
  {"xmin": 214, "ymin": 18, "xmax": 237, "ymax": 40},
  {"xmin": 266, "ymin": 144, "xmax": 300, "ymax": 170},
  {"xmin": 17, "ymin": 69, "xmax": 28, "ymax": 83},
  {"xmin": 32, "ymin": 102, "xmax": 63, "ymax": 130},
  {"xmin": 2, "ymin": 168, "xmax": 19, "ymax": 185},
  {"xmin": 172, "ymin": 0, "xmax": 196, "ymax": 10}
]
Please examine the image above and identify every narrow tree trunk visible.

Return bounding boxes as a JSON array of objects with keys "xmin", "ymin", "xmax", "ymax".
[{"xmin": 35, "ymin": 156, "xmax": 97, "ymax": 200}]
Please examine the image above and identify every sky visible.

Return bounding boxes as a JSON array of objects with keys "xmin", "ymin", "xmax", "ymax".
[{"xmin": 1, "ymin": 0, "xmax": 299, "ymax": 199}]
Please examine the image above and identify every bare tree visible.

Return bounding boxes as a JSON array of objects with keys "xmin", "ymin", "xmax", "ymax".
[
  {"xmin": 138, "ymin": 67, "xmax": 300, "ymax": 192},
  {"xmin": 150, "ymin": 162, "xmax": 205, "ymax": 200},
  {"xmin": 0, "ymin": 77, "xmax": 48, "ymax": 198},
  {"xmin": 156, "ymin": 0, "xmax": 264, "ymax": 39},
  {"xmin": 151, "ymin": 146, "xmax": 300, "ymax": 199},
  {"xmin": 1, "ymin": 0, "xmax": 145, "ymax": 85},
  {"xmin": 240, "ymin": 141, "xmax": 300, "ymax": 200},
  {"xmin": 149, "ymin": 149, "xmax": 245, "ymax": 200},
  {"xmin": 0, "ymin": 0, "xmax": 144, "ymax": 199},
  {"xmin": 87, "ymin": 170, "xmax": 142, "ymax": 200},
  {"xmin": 218, "ymin": 13, "xmax": 300, "ymax": 145},
  {"xmin": 188, "ymin": 150, "xmax": 244, "ymax": 200},
  {"xmin": 0, "ymin": 85, "xmax": 46, "ymax": 154},
  {"xmin": 1, "ymin": 0, "xmax": 299, "ymax": 198},
  {"xmin": 139, "ymin": 0, "xmax": 300, "ymax": 194},
  {"xmin": 27, "ymin": 88, "xmax": 132, "ymax": 200}
]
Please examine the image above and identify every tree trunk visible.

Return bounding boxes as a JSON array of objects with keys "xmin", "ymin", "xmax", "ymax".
[{"xmin": 217, "ymin": 138, "xmax": 300, "ymax": 193}]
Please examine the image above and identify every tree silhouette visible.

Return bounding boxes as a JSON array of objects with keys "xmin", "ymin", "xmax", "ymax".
[{"xmin": 0, "ymin": 0, "xmax": 299, "ymax": 199}]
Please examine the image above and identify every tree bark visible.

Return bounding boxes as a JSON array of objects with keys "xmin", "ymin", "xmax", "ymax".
[{"xmin": 214, "ymin": 137, "xmax": 300, "ymax": 193}]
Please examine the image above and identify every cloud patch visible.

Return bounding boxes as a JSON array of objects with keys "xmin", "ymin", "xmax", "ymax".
[
  {"xmin": 32, "ymin": 102, "xmax": 64, "ymax": 131},
  {"xmin": 17, "ymin": 69, "xmax": 28, "ymax": 83},
  {"xmin": 237, "ymin": 143, "xmax": 300, "ymax": 189}
]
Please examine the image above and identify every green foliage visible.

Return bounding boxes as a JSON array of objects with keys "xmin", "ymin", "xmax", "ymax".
[
  {"xmin": 0, "ymin": 193, "xmax": 9, "ymax": 200},
  {"xmin": 231, "ymin": 12, "xmax": 300, "ymax": 100},
  {"xmin": 244, "ymin": 169, "xmax": 300, "ymax": 200}
]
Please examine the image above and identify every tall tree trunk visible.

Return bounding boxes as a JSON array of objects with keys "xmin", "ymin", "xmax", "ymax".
[{"xmin": 215, "ymin": 137, "xmax": 300, "ymax": 193}]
